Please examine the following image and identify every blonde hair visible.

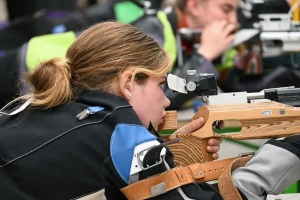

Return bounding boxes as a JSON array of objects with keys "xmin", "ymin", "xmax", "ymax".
[{"xmin": 25, "ymin": 22, "xmax": 172, "ymax": 109}]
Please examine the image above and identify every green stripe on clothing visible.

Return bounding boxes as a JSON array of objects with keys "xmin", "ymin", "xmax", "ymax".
[
  {"xmin": 157, "ymin": 11, "xmax": 177, "ymax": 71},
  {"xmin": 26, "ymin": 31, "xmax": 76, "ymax": 71},
  {"xmin": 216, "ymin": 48, "xmax": 237, "ymax": 72}
]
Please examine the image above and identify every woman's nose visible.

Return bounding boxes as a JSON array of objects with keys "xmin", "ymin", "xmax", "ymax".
[
  {"xmin": 228, "ymin": 12, "xmax": 237, "ymax": 24},
  {"xmin": 164, "ymin": 97, "xmax": 171, "ymax": 108}
]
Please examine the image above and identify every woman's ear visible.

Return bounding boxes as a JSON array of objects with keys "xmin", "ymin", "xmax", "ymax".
[
  {"xmin": 119, "ymin": 70, "xmax": 134, "ymax": 101},
  {"xmin": 186, "ymin": 0, "xmax": 201, "ymax": 18}
]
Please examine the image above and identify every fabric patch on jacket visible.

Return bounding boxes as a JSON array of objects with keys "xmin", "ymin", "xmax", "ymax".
[{"xmin": 110, "ymin": 124, "xmax": 156, "ymax": 183}]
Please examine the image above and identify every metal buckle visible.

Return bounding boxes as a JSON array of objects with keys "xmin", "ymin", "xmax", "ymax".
[
  {"xmin": 238, "ymin": 152, "xmax": 255, "ymax": 158},
  {"xmin": 137, "ymin": 146, "xmax": 163, "ymax": 170}
]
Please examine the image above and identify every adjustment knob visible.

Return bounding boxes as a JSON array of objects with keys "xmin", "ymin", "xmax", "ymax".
[{"xmin": 186, "ymin": 82, "xmax": 196, "ymax": 92}]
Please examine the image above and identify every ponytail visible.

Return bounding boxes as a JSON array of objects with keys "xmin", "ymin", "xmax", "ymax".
[{"xmin": 25, "ymin": 58, "xmax": 73, "ymax": 109}]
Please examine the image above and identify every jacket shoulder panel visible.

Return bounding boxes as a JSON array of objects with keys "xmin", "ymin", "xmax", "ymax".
[{"xmin": 110, "ymin": 123, "xmax": 156, "ymax": 184}]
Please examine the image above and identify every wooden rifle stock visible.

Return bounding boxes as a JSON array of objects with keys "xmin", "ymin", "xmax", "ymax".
[
  {"xmin": 160, "ymin": 101, "xmax": 300, "ymax": 165},
  {"xmin": 158, "ymin": 110, "xmax": 178, "ymax": 131}
]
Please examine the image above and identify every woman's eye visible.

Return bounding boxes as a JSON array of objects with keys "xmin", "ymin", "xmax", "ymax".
[
  {"xmin": 222, "ymin": 6, "xmax": 232, "ymax": 14},
  {"xmin": 159, "ymin": 82, "xmax": 165, "ymax": 88}
]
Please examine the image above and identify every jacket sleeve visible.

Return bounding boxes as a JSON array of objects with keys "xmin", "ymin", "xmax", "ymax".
[{"xmin": 232, "ymin": 135, "xmax": 300, "ymax": 200}]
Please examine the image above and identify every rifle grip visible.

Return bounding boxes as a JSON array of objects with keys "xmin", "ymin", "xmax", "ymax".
[{"xmin": 167, "ymin": 136, "xmax": 213, "ymax": 166}]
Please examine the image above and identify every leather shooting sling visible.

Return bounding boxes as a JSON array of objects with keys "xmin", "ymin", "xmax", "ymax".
[
  {"xmin": 120, "ymin": 151, "xmax": 252, "ymax": 200},
  {"xmin": 120, "ymin": 111, "xmax": 254, "ymax": 199}
]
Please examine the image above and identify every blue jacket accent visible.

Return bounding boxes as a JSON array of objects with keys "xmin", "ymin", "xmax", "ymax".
[{"xmin": 110, "ymin": 124, "xmax": 156, "ymax": 183}]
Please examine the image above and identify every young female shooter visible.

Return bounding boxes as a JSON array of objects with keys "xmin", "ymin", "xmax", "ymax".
[{"xmin": 0, "ymin": 21, "xmax": 299, "ymax": 200}]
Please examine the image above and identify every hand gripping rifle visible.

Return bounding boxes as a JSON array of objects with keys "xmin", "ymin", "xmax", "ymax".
[{"xmin": 160, "ymin": 70, "xmax": 300, "ymax": 165}]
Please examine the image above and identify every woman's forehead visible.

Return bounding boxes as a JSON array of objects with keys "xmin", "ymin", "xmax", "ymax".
[{"xmin": 214, "ymin": 0, "xmax": 240, "ymax": 9}]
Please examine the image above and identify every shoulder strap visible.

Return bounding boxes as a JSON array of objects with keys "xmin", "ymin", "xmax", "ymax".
[{"xmin": 120, "ymin": 155, "xmax": 252, "ymax": 200}]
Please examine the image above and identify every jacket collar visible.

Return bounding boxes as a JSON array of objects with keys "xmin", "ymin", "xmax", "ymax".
[{"xmin": 75, "ymin": 89, "xmax": 131, "ymax": 110}]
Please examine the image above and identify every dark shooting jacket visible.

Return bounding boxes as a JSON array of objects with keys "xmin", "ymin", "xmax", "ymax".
[{"xmin": 0, "ymin": 90, "xmax": 224, "ymax": 200}]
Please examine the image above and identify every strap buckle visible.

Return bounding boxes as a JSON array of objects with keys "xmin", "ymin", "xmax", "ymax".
[
  {"xmin": 238, "ymin": 152, "xmax": 255, "ymax": 158},
  {"xmin": 137, "ymin": 146, "xmax": 164, "ymax": 170}
]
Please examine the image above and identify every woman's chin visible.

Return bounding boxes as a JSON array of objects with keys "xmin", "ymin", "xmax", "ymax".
[{"xmin": 160, "ymin": 118, "xmax": 164, "ymax": 123}]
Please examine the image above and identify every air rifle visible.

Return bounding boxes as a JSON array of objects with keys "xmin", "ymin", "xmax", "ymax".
[
  {"xmin": 255, "ymin": 13, "xmax": 300, "ymax": 58},
  {"xmin": 160, "ymin": 70, "xmax": 300, "ymax": 164}
]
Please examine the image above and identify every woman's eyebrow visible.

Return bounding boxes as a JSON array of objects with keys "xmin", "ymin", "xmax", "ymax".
[
  {"xmin": 161, "ymin": 76, "xmax": 167, "ymax": 81},
  {"xmin": 222, "ymin": 3, "xmax": 235, "ymax": 11}
]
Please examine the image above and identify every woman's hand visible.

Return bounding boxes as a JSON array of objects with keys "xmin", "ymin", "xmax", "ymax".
[
  {"xmin": 207, "ymin": 137, "xmax": 222, "ymax": 160},
  {"xmin": 172, "ymin": 117, "xmax": 223, "ymax": 160},
  {"xmin": 197, "ymin": 20, "xmax": 236, "ymax": 61}
]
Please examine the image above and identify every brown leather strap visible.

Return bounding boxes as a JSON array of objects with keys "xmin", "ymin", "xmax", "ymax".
[
  {"xmin": 189, "ymin": 157, "xmax": 237, "ymax": 182},
  {"xmin": 218, "ymin": 156, "xmax": 253, "ymax": 200},
  {"xmin": 120, "ymin": 157, "xmax": 237, "ymax": 200}
]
